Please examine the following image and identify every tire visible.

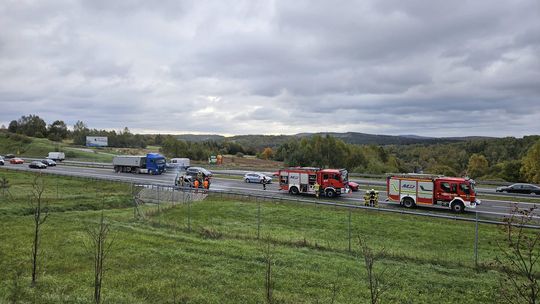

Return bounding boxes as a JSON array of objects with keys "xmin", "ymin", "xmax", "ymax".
[
  {"xmin": 451, "ymin": 201, "xmax": 465, "ymax": 213},
  {"xmin": 326, "ymin": 189, "xmax": 337, "ymax": 198},
  {"xmin": 290, "ymin": 187, "xmax": 299, "ymax": 195},
  {"xmin": 402, "ymin": 197, "xmax": 415, "ymax": 208},
  {"xmin": 114, "ymin": 166, "xmax": 120, "ymax": 173},
  {"xmin": 245, "ymin": 178, "xmax": 249, "ymax": 183}
]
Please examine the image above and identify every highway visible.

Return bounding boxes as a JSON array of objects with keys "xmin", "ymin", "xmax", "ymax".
[{"xmin": 3, "ymin": 161, "xmax": 540, "ymax": 219}]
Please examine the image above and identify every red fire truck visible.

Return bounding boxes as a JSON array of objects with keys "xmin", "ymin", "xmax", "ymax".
[
  {"xmin": 278, "ymin": 167, "xmax": 349, "ymax": 198},
  {"xmin": 386, "ymin": 174, "xmax": 480, "ymax": 212}
]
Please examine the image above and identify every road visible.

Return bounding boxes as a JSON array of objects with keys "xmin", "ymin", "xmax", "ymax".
[{"xmin": 3, "ymin": 161, "xmax": 540, "ymax": 219}]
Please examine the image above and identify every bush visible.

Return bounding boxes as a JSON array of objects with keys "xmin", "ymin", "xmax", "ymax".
[
  {"xmin": 235, "ymin": 152, "xmax": 244, "ymax": 158},
  {"xmin": 65, "ymin": 151, "xmax": 77, "ymax": 158}
]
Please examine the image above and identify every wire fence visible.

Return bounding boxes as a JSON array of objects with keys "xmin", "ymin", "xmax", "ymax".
[{"xmin": 131, "ymin": 184, "xmax": 540, "ymax": 270}]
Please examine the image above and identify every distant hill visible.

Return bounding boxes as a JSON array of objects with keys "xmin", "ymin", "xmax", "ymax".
[
  {"xmin": 175, "ymin": 134, "xmax": 226, "ymax": 142},
  {"xmin": 172, "ymin": 132, "xmax": 494, "ymax": 149}
]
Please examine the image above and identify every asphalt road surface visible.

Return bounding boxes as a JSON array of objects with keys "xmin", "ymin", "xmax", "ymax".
[{"xmin": 2, "ymin": 162, "xmax": 540, "ymax": 219}]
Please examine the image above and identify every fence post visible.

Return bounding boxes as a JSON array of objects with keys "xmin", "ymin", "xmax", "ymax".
[
  {"xmin": 348, "ymin": 209, "xmax": 352, "ymax": 253},
  {"xmin": 188, "ymin": 199, "xmax": 192, "ymax": 233},
  {"xmin": 257, "ymin": 201, "xmax": 261, "ymax": 240},
  {"xmin": 475, "ymin": 212, "xmax": 479, "ymax": 268}
]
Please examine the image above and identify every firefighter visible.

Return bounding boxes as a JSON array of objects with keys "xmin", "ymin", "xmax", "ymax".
[
  {"xmin": 364, "ymin": 189, "xmax": 379, "ymax": 207},
  {"xmin": 262, "ymin": 176, "xmax": 267, "ymax": 190},
  {"xmin": 314, "ymin": 182, "xmax": 320, "ymax": 198},
  {"xmin": 203, "ymin": 177, "xmax": 209, "ymax": 193},
  {"xmin": 363, "ymin": 190, "xmax": 370, "ymax": 206},
  {"xmin": 197, "ymin": 171, "xmax": 203, "ymax": 184},
  {"xmin": 177, "ymin": 174, "xmax": 184, "ymax": 188},
  {"xmin": 194, "ymin": 179, "xmax": 200, "ymax": 193}
]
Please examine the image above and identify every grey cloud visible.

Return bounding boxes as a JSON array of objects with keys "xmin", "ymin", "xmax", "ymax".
[{"xmin": 0, "ymin": 0, "xmax": 539, "ymax": 137}]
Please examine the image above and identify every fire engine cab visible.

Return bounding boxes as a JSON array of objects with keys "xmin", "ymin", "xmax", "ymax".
[
  {"xmin": 386, "ymin": 174, "xmax": 480, "ymax": 212},
  {"xmin": 278, "ymin": 167, "xmax": 349, "ymax": 198}
]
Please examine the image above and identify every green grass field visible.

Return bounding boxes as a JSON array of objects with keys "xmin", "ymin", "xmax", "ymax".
[
  {"xmin": 0, "ymin": 168, "xmax": 529, "ymax": 303},
  {"xmin": 0, "ymin": 132, "xmax": 116, "ymax": 162}
]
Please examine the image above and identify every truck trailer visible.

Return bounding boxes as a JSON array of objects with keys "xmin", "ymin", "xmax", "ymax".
[
  {"xmin": 386, "ymin": 173, "xmax": 480, "ymax": 212},
  {"xmin": 47, "ymin": 152, "xmax": 65, "ymax": 161},
  {"xmin": 113, "ymin": 153, "xmax": 166, "ymax": 175}
]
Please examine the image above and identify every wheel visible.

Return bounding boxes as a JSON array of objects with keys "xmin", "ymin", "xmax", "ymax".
[
  {"xmin": 402, "ymin": 197, "xmax": 415, "ymax": 208},
  {"xmin": 290, "ymin": 187, "xmax": 299, "ymax": 195},
  {"xmin": 114, "ymin": 166, "xmax": 120, "ymax": 173},
  {"xmin": 326, "ymin": 189, "xmax": 337, "ymax": 198},
  {"xmin": 451, "ymin": 201, "xmax": 465, "ymax": 213},
  {"xmin": 245, "ymin": 178, "xmax": 250, "ymax": 183}
]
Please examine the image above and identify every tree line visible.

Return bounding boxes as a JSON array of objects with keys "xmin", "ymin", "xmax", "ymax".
[
  {"xmin": 4, "ymin": 114, "xmax": 540, "ymax": 183},
  {"xmin": 6, "ymin": 115, "xmax": 147, "ymax": 148}
]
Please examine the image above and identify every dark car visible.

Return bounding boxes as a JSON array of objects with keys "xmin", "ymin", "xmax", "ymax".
[
  {"xmin": 4, "ymin": 154, "xmax": 15, "ymax": 159},
  {"xmin": 185, "ymin": 167, "xmax": 213, "ymax": 179},
  {"xmin": 496, "ymin": 183, "xmax": 540, "ymax": 195},
  {"xmin": 29, "ymin": 161, "xmax": 47, "ymax": 169},
  {"xmin": 41, "ymin": 159, "xmax": 57, "ymax": 166}
]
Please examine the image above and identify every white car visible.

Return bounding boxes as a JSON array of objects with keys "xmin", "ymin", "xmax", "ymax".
[
  {"xmin": 0, "ymin": 156, "xmax": 4, "ymax": 165},
  {"xmin": 244, "ymin": 172, "xmax": 272, "ymax": 184}
]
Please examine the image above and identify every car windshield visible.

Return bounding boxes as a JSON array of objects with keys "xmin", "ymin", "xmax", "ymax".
[{"xmin": 156, "ymin": 158, "xmax": 165, "ymax": 164}]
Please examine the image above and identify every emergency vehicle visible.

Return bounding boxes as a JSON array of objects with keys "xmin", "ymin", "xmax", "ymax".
[
  {"xmin": 386, "ymin": 174, "xmax": 480, "ymax": 212},
  {"xmin": 278, "ymin": 167, "xmax": 349, "ymax": 198}
]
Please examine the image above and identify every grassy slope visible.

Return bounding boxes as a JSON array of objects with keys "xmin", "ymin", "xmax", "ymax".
[
  {"xmin": 0, "ymin": 133, "xmax": 115, "ymax": 162},
  {"xmin": 0, "ymin": 169, "xmax": 518, "ymax": 303}
]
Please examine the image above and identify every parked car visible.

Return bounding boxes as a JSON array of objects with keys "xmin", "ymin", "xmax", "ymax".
[
  {"xmin": 348, "ymin": 181, "xmax": 360, "ymax": 191},
  {"xmin": 185, "ymin": 167, "xmax": 213, "ymax": 179},
  {"xmin": 0, "ymin": 156, "xmax": 4, "ymax": 165},
  {"xmin": 4, "ymin": 154, "xmax": 15, "ymax": 159},
  {"xmin": 29, "ymin": 161, "xmax": 47, "ymax": 169},
  {"xmin": 244, "ymin": 172, "xmax": 272, "ymax": 184},
  {"xmin": 9, "ymin": 158, "xmax": 24, "ymax": 164},
  {"xmin": 496, "ymin": 183, "xmax": 540, "ymax": 195},
  {"xmin": 41, "ymin": 159, "xmax": 57, "ymax": 166}
]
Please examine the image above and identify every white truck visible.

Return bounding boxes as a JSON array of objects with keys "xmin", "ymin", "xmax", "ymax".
[
  {"xmin": 167, "ymin": 158, "xmax": 190, "ymax": 170},
  {"xmin": 47, "ymin": 152, "xmax": 65, "ymax": 161}
]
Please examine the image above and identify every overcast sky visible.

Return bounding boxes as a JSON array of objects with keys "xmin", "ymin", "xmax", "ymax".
[{"xmin": 1, "ymin": 0, "xmax": 539, "ymax": 137}]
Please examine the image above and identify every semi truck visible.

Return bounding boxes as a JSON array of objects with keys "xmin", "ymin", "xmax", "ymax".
[
  {"xmin": 278, "ymin": 167, "xmax": 349, "ymax": 198},
  {"xmin": 386, "ymin": 173, "xmax": 480, "ymax": 212},
  {"xmin": 113, "ymin": 153, "xmax": 166, "ymax": 175}
]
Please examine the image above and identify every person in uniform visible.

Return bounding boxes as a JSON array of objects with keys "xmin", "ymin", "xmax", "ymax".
[
  {"xmin": 314, "ymin": 182, "xmax": 320, "ymax": 198},
  {"xmin": 194, "ymin": 179, "xmax": 200, "ymax": 193},
  {"xmin": 203, "ymin": 178, "xmax": 209, "ymax": 193},
  {"xmin": 364, "ymin": 189, "xmax": 379, "ymax": 207}
]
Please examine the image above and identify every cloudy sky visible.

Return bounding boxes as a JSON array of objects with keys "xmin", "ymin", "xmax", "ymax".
[{"xmin": 1, "ymin": 0, "xmax": 539, "ymax": 137}]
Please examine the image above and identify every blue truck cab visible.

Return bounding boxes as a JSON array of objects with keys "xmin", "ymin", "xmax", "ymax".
[{"xmin": 146, "ymin": 153, "xmax": 166, "ymax": 175}]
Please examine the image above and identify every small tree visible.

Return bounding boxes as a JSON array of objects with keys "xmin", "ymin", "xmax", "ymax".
[
  {"xmin": 261, "ymin": 238, "xmax": 275, "ymax": 304},
  {"xmin": 29, "ymin": 175, "xmax": 49, "ymax": 287},
  {"xmin": 521, "ymin": 140, "xmax": 540, "ymax": 184},
  {"xmin": 496, "ymin": 205, "xmax": 540, "ymax": 304},
  {"xmin": 85, "ymin": 210, "xmax": 114, "ymax": 304},
  {"xmin": 0, "ymin": 176, "xmax": 12, "ymax": 199},
  {"xmin": 359, "ymin": 236, "xmax": 390, "ymax": 304},
  {"xmin": 467, "ymin": 154, "xmax": 489, "ymax": 178},
  {"xmin": 261, "ymin": 147, "xmax": 274, "ymax": 160}
]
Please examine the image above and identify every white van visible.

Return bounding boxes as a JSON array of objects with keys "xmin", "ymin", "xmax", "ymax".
[
  {"xmin": 167, "ymin": 158, "xmax": 190, "ymax": 169},
  {"xmin": 47, "ymin": 152, "xmax": 65, "ymax": 161}
]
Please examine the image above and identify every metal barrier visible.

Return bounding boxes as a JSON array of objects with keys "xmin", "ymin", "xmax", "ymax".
[{"xmin": 2, "ymin": 163, "xmax": 539, "ymax": 227}]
